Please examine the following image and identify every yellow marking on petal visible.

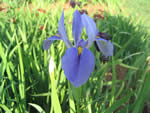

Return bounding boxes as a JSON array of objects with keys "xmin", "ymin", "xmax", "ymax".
[
  {"xmin": 96, "ymin": 36, "xmax": 99, "ymax": 38},
  {"xmin": 78, "ymin": 47, "xmax": 82, "ymax": 56},
  {"xmin": 56, "ymin": 34, "xmax": 60, "ymax": 37}
]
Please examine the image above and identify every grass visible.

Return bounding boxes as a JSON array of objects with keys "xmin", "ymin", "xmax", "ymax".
[
  {"xmin": 0, "ymin": 0, "xmax": 150, "ymax": 113},
  {"xmin": 122, "ymin": 0, "xmax": 150, "ymax": 32}
]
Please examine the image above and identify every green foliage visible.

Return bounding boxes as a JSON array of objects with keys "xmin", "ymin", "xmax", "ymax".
[
  {"xmin": 122, "ymin": 0, "xmax": 150, "ymax": 32},
  {"xmin": 0, "ymin": 0, "xmax": 150, "ymax": 113}
]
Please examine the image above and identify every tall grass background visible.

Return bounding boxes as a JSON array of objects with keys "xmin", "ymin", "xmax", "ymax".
[{"xmin": 0, "ymin": 0, "xmax": 150, "ymax": 113}]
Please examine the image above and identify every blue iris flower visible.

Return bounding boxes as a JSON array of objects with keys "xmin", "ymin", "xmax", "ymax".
[{"xmin": 43, "ymin": 10, "xmax": 113, "ymax": 87}]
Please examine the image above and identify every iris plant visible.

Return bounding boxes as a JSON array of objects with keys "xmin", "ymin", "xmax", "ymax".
[{"xmin": 43, "ymin": 10, "xmax": 113, "ymax": 87}]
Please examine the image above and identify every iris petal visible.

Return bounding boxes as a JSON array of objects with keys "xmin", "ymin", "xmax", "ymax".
[
  {"xmin": 72, "ymin": 10, "xmax": 83, "ymax": 45},
  {"xmin": 58, "ymin": 10, "xmax": 73, "ymax": 48},
  {"xmin": 81, "ymin": 13, "xmax": 98, "ymax": 48},
  {"xmin": 61, "ymin": 47, "xmax": 95, "ymax": 87},
  {"xmin": 43, "ymin": 36, "xmax": 61, "ymax": 50},
  {"xmin": 96, "ymin": 38, "xmax": 113, "ymax": 57},
  {"xmin": 77, "ymin": 39, "xmax": 87, "ymax": 48}
]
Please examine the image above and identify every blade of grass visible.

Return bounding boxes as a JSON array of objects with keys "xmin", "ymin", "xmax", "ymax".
[
  {"xmin": 109, "ymin": 56, "xmax": 117, "ymax": 106},
  {"xmin": 0, "ymin": 43, "xmax": 7, "ymax": 81},
  {"xmin": 16, "ymin": 34, "xmax": 26, "ymax": 112},
  {"xmin": 104, "ymin": 91, "xmax": 133, "ymax": 113},
  {"xmin": 0, "ymin": 104, "xmax": 12, "ymax": 113},
  {"xmin": 28, "ymin": 103, "xmax": 46, "ymax": 113},
  {"xmin": 50, "ymin": 72, "xmax": 62, "ymax": 113}
]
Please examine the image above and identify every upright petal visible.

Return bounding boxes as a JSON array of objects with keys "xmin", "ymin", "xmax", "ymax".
[
  {"xmin": 61, "ymin": 47, "xmax": 95, "ymax": 87},
  {"xmin": 96, "ymin": 38, "xmax": 113, "ymax": 57},
  {"xmin": 81, "ymin": 13, "xmax": 98, "ymax": 48},
  {"xmin": 77, "ymin": 39, "xmax": 87, "ymax": 48},
  {"xmin": 72, "ymin": 10, "xmax": 83, "ymax": 45},
  {"xmin": 58, "ymin": 10, "xmax": 73, "ymax": 48},
  {"xmin": 43, "ymin": 36, "xmax": 61, "ymax": 50}
]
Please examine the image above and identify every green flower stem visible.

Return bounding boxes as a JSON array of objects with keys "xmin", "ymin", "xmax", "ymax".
[
  {"xmin": 50, "ymin": 72, "xmax": 62, "ymax": 113},
  {"xmin": 68, "ymin": 82, "xmax": 76, "ymax": 113}
]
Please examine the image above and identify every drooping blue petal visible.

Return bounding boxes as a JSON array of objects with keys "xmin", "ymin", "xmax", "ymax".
[
  {"xmin": 72, "ymin": 10, "xmax": 83, "ymax": 45},
  {"xmin": 58, "ymin": 10, "xmax": 73, "ymax": 48},
  {"xmin": 96, "ymin": 38, "xmax": 113, "ymax": 57},
  {"xmin": 81, "ymin": 13, "xmax": 98, "ymax": 48},
  {"xmin": 43, "ymin": 36, "xmax": 61, "ymax": 50},
  {"xmin": 61, "ymin": 47, "xmax": 95, "ymax": 87}
]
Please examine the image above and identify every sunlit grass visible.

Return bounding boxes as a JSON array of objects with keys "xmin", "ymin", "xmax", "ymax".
[{"xmin": 122, "ymin": 0, "xmax": 150, "ymax": 32}]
